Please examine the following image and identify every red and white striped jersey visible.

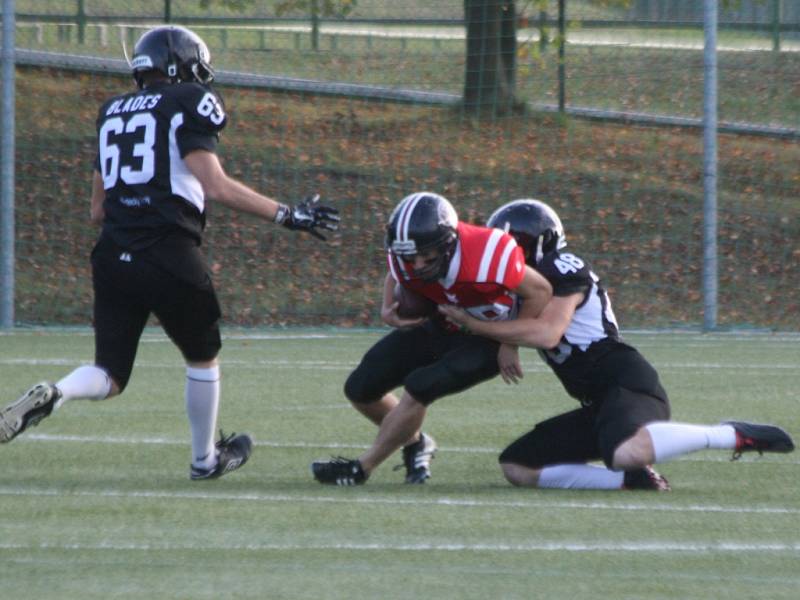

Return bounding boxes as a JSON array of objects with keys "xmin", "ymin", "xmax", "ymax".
[{"xmin": 389, "ymin": 222, "xmax": 526, "ymax": 322}]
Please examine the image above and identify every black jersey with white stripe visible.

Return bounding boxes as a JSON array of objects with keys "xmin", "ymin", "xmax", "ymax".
[
  {"xmin": 94, "ymin": 81, "xmax": 227, "ymax": 249},
  {"xmin": 534, "ymin": 249, "xmax": 632, "ymax": 403}
]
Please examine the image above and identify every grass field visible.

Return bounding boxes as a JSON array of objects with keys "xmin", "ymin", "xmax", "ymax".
[{"xmin": 1, "ymin": 328, "xmax": 798, "ymax": 599}]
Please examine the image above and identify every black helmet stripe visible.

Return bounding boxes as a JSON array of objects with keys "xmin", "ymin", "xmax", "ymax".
[{"xmin": 165, "ymin": 28, "xmax": 177, "ymax": 77}]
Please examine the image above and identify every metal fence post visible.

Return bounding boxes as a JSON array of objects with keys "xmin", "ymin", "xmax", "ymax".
[
  {"xmin": 558, "ymin": 0, "xmax": 565, "ymax": 113},
  {"xmin": 772, "ymin": 0, "xmax": 781, "ymax": 52},
  {"xmin": 311, "ymin": 0, "xmax": 320, "ymax": 51},
  {"xmin": 1, "ymin": 0, "xmax": 15, "ymax": 328},
  {"xmin": 77, "ymin": 0, "xmax": 86, "ymax": 44},
  {"xmin": 703, "ymin": 0, "xmax": 718, "ymax": 331}
]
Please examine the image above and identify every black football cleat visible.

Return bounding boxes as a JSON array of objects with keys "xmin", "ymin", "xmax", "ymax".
[
  {"xmin": 395, "ymin": 431, "xmax": 437, "ymax": 484},
  {"xmin": 311, "ymin": 456, "xmax": 367, "ymax": 485},
  {"xmin": 725, "ymin": 421, "xmax": 795, "ymax": 460},
  {"xmin": 190, "ymin": 431, "xmax": 253, "ymax": 480},
  {"xmin": 0, "ymin": 382, "xmax": 61, "ymax": 443},
  {"xmin": 623, "ymin": 466, "xmax": 671, "ymax": 491}
]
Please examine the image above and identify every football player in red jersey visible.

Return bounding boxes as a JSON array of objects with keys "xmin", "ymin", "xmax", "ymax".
[
  {"xmin": 0, "ymin": 26, "xmax": 338, "ymax": 480},
  {"xmin": 440, "ymin": 199, "xmax": 794, "ymax": 491},
  {"xmin": 311, "ymin": 192, "xmax": 552, "ymax": 485}
]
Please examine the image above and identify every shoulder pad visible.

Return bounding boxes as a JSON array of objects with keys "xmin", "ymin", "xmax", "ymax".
[
  {"xmin": 537, "ymin": 250, "xmax": 593, "ymax": 297},
  {"xmin": 174, "ymin": 83, "xmax": 227, "ymax": 132}
]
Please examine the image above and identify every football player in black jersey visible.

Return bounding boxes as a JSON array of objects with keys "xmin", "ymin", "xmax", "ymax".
[
  {"xmin": 440, "ymin": 199, "xmax": 794, "ymax": 490},
  {"xmin": 0, "ymin": 25, "xmax": 338, "ymax": 480}
]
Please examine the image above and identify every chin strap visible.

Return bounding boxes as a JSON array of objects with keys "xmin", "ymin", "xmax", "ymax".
[{"xmin": 121, "ymin": 38, "xmax": 132, "ymax": 68}]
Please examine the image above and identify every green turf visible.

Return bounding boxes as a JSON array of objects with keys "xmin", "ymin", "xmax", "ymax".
[{"xmin": 0, "ymin": 329, "xmax": 798, "ymax": 599}]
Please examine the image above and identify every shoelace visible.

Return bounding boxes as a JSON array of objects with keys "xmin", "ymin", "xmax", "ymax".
[
  {"xmin": 326, "ymin": 455, "xmax": 355, "ymax": 465},
  {"xmin": 731, "ymin": 436, "xmax": 762, "ymax": 461},
  {"xmin": 393, "ymin": 442, "xmax": 435, "ymax": 473},
  {"xmin": 319, "ymin": 456, "xmax": 363, "ymax": 475},
  {"xmin": 216, "ymin": 429, "xmax": 237, "ymax": 449}
]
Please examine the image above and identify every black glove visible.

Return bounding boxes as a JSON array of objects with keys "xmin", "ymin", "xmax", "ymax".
[{"xmin": 275, "ymin": 194, "xmax": 340, "ymax": 241}]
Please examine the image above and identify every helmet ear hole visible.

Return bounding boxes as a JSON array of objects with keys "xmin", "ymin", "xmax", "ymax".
[{"xmin": 541, "ymin": 230, "xmax": 554, "ymax": 254}]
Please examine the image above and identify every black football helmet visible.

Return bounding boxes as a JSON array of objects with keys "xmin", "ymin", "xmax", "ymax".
[
  {"xmin": 385, "ymin": 192, "xmax": 459, "ymax": 281},
  {"xmin": 487, "ymin": 199, "xmax": 566, "ymax": 266},
  {"xmin": 130, "ymin": 25, "xmax": 214, "ymax": 89}
]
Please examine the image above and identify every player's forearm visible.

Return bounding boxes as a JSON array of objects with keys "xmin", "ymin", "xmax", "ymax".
[
  {"xmin": 184, "ymin": 150, "xmax": 283, "ymax": 222},
  {"xmin": 206, "ymin": 177, "xmax": 282, "ymax": 221},
  {"xmin": 463, "ymin": 316, "xmax": 561, "ymax": 349},
  {"xmin": 515, "ymin": 266, "xmax": 553, "ymax": 318},
  {"xmin": 90, "ymin": 170, "xmax": 105, "ymax": 225},
  {"xmin": 382, "ymin": 272, "xmax": 397, "ymax": 310}
]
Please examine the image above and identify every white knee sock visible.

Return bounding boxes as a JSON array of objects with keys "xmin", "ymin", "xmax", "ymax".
[
  {"xmin": 186, "ymin": 366, "xmax": 220, "ymax": 469},
  {"xmin": 645, "ymin": 421, "xmax": 737, "ymax": 463},
  {"xmin": 55, "ymin": 365, "xmax": 112, "ymax": 408},
  {"xmin": 538, "ymin": 464, "xmax": 625, "ymax": 490}
]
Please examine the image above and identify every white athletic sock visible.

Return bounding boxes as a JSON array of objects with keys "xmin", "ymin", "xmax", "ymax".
[
  {"xmin": 645, "ymin": 422, "xmax": 737, "ymax": 463},
  {"xmin": 54, "ymin": 365, "xmax": 112, "ymax": 409},
  {"xmin": 538, "ymin": 464, "xmax": 625, "ymax": 490},
  {"xmin": 186, "ymin": 366, "xmax": 220, "ymax": 470}
]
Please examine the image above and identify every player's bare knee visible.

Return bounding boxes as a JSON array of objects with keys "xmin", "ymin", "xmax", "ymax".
[
  {"xmin": 107, "ymin": 377, "xmax": 122, "ymax": 398},
  {"xmin": 500, "ymin": 462, "xmax": 540, "ymax": 487},
  {"xmin": 612, "ymin": 427, "xmax": 654, "ymax": 470}
]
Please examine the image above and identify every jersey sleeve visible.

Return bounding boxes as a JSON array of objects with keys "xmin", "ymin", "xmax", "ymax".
[
  {"xmin": 174, "ymin": 84, "xmax": 227, "ymax": 157},
  {"xmin": 500, "ymin": 242, "xmax": 526, "ymax": 290},
  {"xmin": 481, "ymin": 231, "xmax": 525, "ymax": 290},
  {"xmin": 94, "ymin": 100, "xmax": 113, "ymax": 172},
  {"xmin": 538, "ymin": 251, "xmax": 593, "ymax": 297}
]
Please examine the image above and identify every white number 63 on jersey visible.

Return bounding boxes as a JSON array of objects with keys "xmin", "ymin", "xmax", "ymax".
[{"xmin": 197, "ymin": 92, "xmax": 225, "ymax": 125}]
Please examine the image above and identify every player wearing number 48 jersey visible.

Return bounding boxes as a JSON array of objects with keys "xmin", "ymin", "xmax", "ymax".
[
  {"xmin": 440, "ymin": 199, "xmax": 794, "ymax": 491},
  {"xmin": 311, "ymin": 192, "xmax": 552, "ymax": 485},
  {"xmin": 0, "ymin": 25, "xmax": 339, "ymax": 480}
]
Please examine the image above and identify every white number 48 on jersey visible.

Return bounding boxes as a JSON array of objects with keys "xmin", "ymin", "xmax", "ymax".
[{"xmin": 554, "ymin": 253, "xmax": 585, "ymax": 275}]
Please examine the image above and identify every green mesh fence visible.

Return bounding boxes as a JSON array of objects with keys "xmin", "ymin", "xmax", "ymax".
[{"xmin": 7, "ymin": 0, "xmax": 800, "ymax": 329}]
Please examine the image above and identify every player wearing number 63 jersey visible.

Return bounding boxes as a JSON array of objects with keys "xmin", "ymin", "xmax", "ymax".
[
  {"xmin": 96, "ymin": 72, "xmax": 228, "ymax": 248},
  {"xmin": 311, "ymin": 192, "xmax": 552, "ymax": 486},
  {"xmin": 440, "ymin": 199, "xmax": 794, "ymax": 491},
  {"xmin": 0, "ymin": 26, "xmax": 339, "ymax": 481}
]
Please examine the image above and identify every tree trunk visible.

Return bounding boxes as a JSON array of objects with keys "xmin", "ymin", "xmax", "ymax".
[{"xmin": 463, "ymin": 0, "xmax": 519, "ymax": 116}]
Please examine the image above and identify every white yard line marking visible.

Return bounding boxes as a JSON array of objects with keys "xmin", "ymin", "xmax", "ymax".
[
  {"xmin": 2, "ymin": 329, "xmax": 799, "ymax": 341},
  {"xmin": 0, "ymin": 540, "xmax": 797, "ymax": 553},
  {"xmin": 0, "ymin": 485, "xmax": 797, "ymax": 516},
  {"xmin": 1, "ymin": 357, "xmax": 797, "ymax": 371},
  {"xmin": 18, "ymin": 433, "xmax": 800, "ymax": 464}
]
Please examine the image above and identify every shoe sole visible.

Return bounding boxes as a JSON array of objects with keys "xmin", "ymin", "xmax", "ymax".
[{"xmin": 0, "ymin": 383, "xmax": 56, "ymax": 443}]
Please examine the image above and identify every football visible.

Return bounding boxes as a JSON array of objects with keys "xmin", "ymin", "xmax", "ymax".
[{"xmin": 393, "ymin": 283, "xmax": 437, "ymax": 319}]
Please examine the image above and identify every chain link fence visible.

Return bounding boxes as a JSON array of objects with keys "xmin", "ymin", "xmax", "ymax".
[{"xmin": 3, "ymin": 1, "xmax": 799, "ymax": 329}]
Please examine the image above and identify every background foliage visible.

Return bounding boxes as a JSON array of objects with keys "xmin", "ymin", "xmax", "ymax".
[{"xmin": 8, "ymin": 1, "xmax": 800, "ymax": 329}]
